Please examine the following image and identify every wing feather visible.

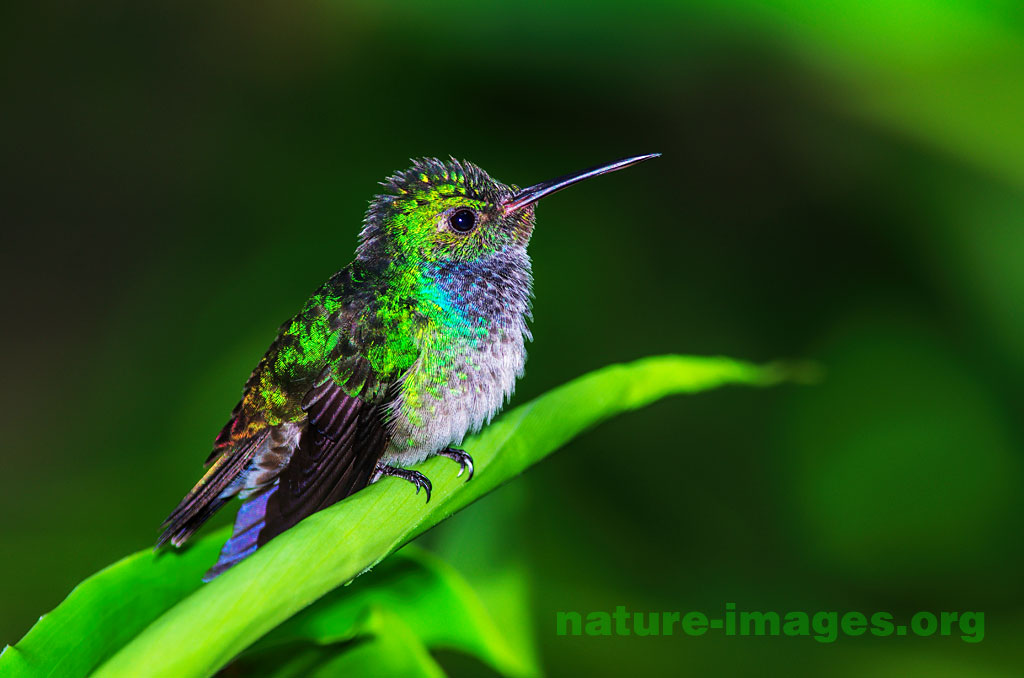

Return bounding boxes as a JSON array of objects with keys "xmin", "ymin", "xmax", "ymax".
[
  {"xmin": 159, "ymin": 262, "xmax": 419, "ymax": 575},
  {"xmin": 258, "ymin": 376, "xmax": 390, "ymax": 547}
]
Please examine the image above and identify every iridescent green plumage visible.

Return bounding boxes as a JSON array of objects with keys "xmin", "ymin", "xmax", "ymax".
[{"xmin": 158, "ymin": 154, "xmax": 658, "ymax": 579}]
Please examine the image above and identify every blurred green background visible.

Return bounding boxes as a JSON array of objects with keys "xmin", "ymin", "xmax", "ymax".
[{"xmin": 3, "ymin": 0, "xmax": 1024, "ymax": 675}]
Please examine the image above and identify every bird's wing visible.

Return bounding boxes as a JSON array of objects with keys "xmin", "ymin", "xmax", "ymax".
[
  {"xmin": 258, "ymin": 371, "xmax": 393, "ymax": 544},
  {"xmin": 201, "ymin": 366, "xmax": 395, "ymax": 579},
  {"xmin": 259, "ymin": 267, "xmax": 412, "ymax": 540},
  {"xmin": 159, "ymin": 264, "xmax": 413, "ymax": 553}
]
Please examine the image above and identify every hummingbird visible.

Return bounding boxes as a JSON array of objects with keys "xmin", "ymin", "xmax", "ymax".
[{"xmin": 157, "ymin": 153, "xmax": 660, "ymax": 580}]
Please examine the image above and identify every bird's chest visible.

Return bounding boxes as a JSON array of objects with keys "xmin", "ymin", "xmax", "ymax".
[
  {"xmin": 383, "ymin": 257, "xmax": 532, "ymax": 463},
  {"xmin": 390, "ymin": 325, "xmax": 525, "ymax": 455}
]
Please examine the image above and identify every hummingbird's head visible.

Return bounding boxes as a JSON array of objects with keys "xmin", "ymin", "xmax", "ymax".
[
  {"xmin": 359, "ymin": 158, "xmax": 528, "ymax": 266},
  {"xmin": 357, "ymin": 154, "xmax": 660, "ymax": 266}
]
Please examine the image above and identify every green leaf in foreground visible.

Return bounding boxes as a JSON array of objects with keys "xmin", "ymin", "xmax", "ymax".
[
  {"xmin": 290, "ymin": 608, "xmax": 447, "ymax": 678},
  {"xmin": 240, "ymin": 545, "xmax": 532, "ymax": 677},
  {"xmin": 1, "ymin": 355, "xmax": 792, "ymax": 678},
  {"xmin": 0, "ymin": 530, "xmax": 227, "ymax": 678}
]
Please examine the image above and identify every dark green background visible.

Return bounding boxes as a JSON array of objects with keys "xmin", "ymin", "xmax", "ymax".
[{"xmin": 3, "ymin": 1, "xmax": 1023, "ymax": 675}]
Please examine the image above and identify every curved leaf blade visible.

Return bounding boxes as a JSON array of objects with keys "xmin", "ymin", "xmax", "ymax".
[
  {"xmin": 242, "ymin": 545, "xmax": 533, "ymax": 677},
  {"xmin": 0, "ymin": 533, "xmax": 225, "ymax": 678}
]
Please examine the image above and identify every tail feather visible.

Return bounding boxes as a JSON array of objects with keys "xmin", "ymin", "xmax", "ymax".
[
  {"xmin": 157, "ymin": 428, "xmax": 267, "ymax": 548},
  {"xmin": 203, "ymin": 484, "xmax": 276, "ymax": 581}
]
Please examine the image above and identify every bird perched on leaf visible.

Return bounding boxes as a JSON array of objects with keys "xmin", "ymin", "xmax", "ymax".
[{"xmin": 158, "ymin": 153, "xmax": 660, "ymax": 580}]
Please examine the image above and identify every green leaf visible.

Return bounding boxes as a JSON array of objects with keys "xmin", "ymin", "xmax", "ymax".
[
  {"xmin": 298, "ymin": 608, "xmax": 447, "ymax": 678},
  {"xmin": 241, "ymin": 545, "xmax": 533, "ymax": 677},
  {"xmin": 240, "ymin": 645, "xmax": 335, "ymax": 678},
  {"xmin": 1, "ymin": 355, "xmax": 791, "ymax": 678},
  {"xmin": 429, "ymin": 481, "xmax": 539, "ymax": 671},
  {"xmin": 0, "ymin": 533, "xmax": 226, "ymax": 678},
  {"xmin": 230, "ymin": 607, "xmax": 447, "ymax": 678}
]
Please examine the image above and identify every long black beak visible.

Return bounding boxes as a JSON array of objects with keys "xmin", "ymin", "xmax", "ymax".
[{"xmin": 502, "ymin": 153, "xmax": 661, "ymax": 214}]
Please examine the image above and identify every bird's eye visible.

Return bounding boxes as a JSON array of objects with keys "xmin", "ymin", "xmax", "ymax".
[{"xmin": 448, "ymin": 209, "xmax": 476, "ymax": 233}]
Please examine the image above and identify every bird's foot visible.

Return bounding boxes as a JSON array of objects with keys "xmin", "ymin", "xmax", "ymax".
[
  {"xmin": 437, "ymin": 447, "xmax": 474, "ymax": 481},
  {"xmin": 375, "ymin": 463, "xmax": 432, "ymax": 502}
]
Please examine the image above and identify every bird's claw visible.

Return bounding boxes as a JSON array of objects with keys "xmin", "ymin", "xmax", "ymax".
[
  {"xmin": 437, "ymin": 447, "xmax": 474, "ymax": 481},
  {"xmin": 375, "ymin": 463, "xmax": 432, "ymax": 502}
]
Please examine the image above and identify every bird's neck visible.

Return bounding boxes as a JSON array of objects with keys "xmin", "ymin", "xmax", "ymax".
[{"xmin": 378, "ymin": 248, "xmax": 533, "ymax": 330}]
